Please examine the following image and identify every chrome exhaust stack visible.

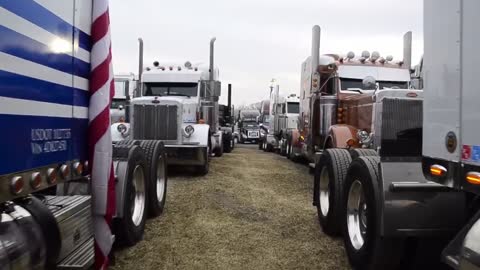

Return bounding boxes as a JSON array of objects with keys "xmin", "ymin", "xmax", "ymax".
[
  {"xmin": 137, "ymin": 38, "xmax": 144, "ymax": 97},
  {"xmin": 311, "ymin": 25, "xmax": 321, "ymax": 76},
  {"xmin": 403, "ymin": 31, "xmax": 412, "ymax": 69}
]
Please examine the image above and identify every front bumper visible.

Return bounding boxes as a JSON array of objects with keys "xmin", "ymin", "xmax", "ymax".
[{"xmin": 165, "ymin": 145, "xmax": 207, "ymax": 166}]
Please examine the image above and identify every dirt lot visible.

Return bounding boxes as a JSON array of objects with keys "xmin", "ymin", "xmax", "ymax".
[{"xmin": 111, "ymin": 144, "xmax": 350, "ymax": 270}]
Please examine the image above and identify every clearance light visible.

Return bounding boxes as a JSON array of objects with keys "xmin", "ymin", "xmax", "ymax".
[
  {"xmin": 30, "ymin": 172, "xmax": 42, "ymax": 189},
  {"xmin": 10, "ymin": 176, "xmax": 24, "ymax": 195},
  {"xmin": 346, "ymin": 138, "xmax": 356, "ymax": 147},
  {"xmin": 466, "ymin": 172, "xmax": 480, "ymax": 185},
  {"xmin": 60, "ymin": 164, "xmax": 70, "ymax": 179},
  {"xmin": 299, "ymin": 135, "xmax": 305, "ymax": 142},
  {"xmin": 430, "ymin": 164, "xmax": 447, "ymax": 177},
  {"xmin": 73, "ymin": 162, "xmax": 83, "ymax": 176},
  {"xmin": 47, "ymin": 168, "xmax": 57, "ymax": 184}
]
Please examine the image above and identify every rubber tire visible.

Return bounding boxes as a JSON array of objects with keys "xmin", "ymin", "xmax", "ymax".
[
  {"xmin": 214, "ymin": 141, "xmax": 224, "ymax": 157},
  {"xmin": 265, "ymin": 143, "xmax": 273, "ymax": 152},
  {"xmin": 114, "ymin": 145, "xmax": 148, "ymax": 247},
  {"xmin": 18, "ymin": 196, "xmax": 61, "ymax": 269},
  {"xmin": 313, "ymin": 149, "xmax": 352, "ymax": 236},
  {"xmin": 224, "ymin": 133, "xmax": 233, "ymax": 153},
  {"xmin": 349, "ymin": 148, "xmax": 378, "ymax": 159},
  {"xmin": 342, "ymin": 156, "xmax": 405, "ymax": 270},
  {"xmin": 196, "ymin": 147, "xmax": 210, "ymax": 175},
  {"xmin": 139, "ymin": 140, "xmax": 168, "ymax": 218},
  {"xmin": 258, "ymin": 139, "xmax": 263, "ymax": 150}
]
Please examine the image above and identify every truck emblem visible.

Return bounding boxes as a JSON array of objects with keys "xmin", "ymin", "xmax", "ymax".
[
  {"xmin": 445, "ymin": 131, "xmax": 457, "ymax": 153},
  {"xmin": 406, "ymin": 92, "xmax": 417, "ymax": 98}
]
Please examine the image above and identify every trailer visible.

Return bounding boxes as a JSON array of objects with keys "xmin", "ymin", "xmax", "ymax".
[
  {"xmin": 111, "ymin": 38, "xmax": 224, "ymax": 175},
  {"xmin": 0, "ymin": 1, "xmax": 167, "ymax": 268},
  {"xmin": 421, "ymin": 0, "xmax": 480, "ymax": 268},
  {"xmin": 301, "ymin": 25, "xmax": 467, "ymax": 269}
]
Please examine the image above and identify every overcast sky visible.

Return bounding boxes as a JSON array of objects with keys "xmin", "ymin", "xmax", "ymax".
[{"xmin": 110, "ymin": 0, "xmax": 423, "ymax": 106}]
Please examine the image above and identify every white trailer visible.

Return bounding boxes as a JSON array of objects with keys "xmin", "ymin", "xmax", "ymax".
[
  {"xmin": 422, "ymin": 0, "xmax": 480, "ymax": 268},
  {"xmin": 0, "ymin": 1, "xmax": 168, "ymax": 268}
]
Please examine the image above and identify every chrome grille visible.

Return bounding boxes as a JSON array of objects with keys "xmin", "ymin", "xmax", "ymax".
[
  {"xmin": 379, "ymin": 98, "xmax": 423, "ymax": 156},
  {"xmin": 381, "ymin": 98, "xmax": 422, "ymax": 140},
  {"xmin": 132, "ymin": 104, "xmax": 178, "ymax": 140}
]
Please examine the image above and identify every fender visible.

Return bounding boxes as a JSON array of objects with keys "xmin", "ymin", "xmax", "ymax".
[
  {"xmin": 182, "ymin": 124, "xmax": 210, "ymax": 147},
  {"xmin": 324, "ymin": 124, "xmax": 359, "ymax": 149},
  {"xmin": 290, "ymin": 129, "xmax": 301, "ymax": 147}
]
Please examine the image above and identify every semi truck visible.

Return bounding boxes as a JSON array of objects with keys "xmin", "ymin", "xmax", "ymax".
[
  {"xmin": 0, "ymin": 1, "xmax": 168, "ymax": 268},
  {"xmin": 258, "ymin": 99, "xmax": 270, "ymax": 150},
  {"xmin": 263, "ymin": 84, "xmax": 300, "ymax": 155},
  {"xmin": 290, "ymin": 27, "xmax": 413, "ymax": 163},
  {"xmin": 421, "ymin": 0, "xmax": 480, "ymax": 268},
  {"xmin": 305, "ymin": 25, "xmax": 466, "ymax": 269},
  {"xmin": 112, "ymin": 38, "xmax": 224, "ymax": 175},
  {"xmin": 237, "ymin": 109, "xmax": 261, "ymax": 144}
]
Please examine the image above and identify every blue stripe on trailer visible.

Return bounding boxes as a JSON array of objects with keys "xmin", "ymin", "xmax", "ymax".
[
  {"xmin": 0, "ymin": 70, "xmax": 89, "ymax": 107},
  {"xmin": 0, "ymin": 114, "xmax": 88, "ymax": 175},
  {"xmin": 0, "ymin": 0, "xmax": 91, "ymax": 51},
  {"xmin": 0, "ymin": 25, "xmax": 90, "ymax": 79}
]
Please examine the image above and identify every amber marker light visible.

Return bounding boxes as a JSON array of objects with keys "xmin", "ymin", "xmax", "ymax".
[
  {"xmin": 466, "ymin": 172, "xmax": 480, "ymax": 185},
  {"xmin": 430, "ymin": 164, "xmax": 447, "ymax": 177}
]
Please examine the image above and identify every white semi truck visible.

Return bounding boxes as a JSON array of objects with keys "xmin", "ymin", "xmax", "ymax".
[
  {"xmin": 112, "ymin": 38, "xmax": 224, "ymax": 175},
  {"xmin": 263, "ymin": 85, "xmax": 299, "ymax": 155},
  {"xmin": 0, "ymin": 1, "xmax": 168, "ymax": 268}
]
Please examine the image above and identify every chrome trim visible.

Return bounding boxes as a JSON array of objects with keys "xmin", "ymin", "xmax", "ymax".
[
  {"xmin": 319, "ymin": 167, "xmax": 330, "ymax": 217},
  {"xmin": 347, "ymin": 180, "xmax": 367, "ymax": 250},
  {"xmin": 131, "ymin": 165, "xmax": 146, "ymax": 226}
]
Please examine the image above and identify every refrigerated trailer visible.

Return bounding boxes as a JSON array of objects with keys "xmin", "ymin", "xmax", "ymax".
[
  {"xmin": 421, "ymin": 0, "xmax": 480, "ymax": 269},
  {"xmin": 0, "ymin": 1, "xmax": 167, "ymax": 268}
]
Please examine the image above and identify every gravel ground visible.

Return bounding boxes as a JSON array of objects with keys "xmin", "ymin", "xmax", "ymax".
[{"xmin": 111, "ymin": 144, "xmax": 350, "ymax": 270}]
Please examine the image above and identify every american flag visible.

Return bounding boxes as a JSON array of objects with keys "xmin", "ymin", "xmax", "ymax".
[{"xmin": 89, "ymin": 0, "xmax": 116, "ymax": 268}]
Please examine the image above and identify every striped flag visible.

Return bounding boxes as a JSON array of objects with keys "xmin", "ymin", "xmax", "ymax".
[{"xmin": 89, "ymin": 0, "xmax": 116, "ymax": 269}]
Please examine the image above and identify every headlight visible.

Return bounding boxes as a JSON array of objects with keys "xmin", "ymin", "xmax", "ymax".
[
  {"xmin": 184, "ymin": 125, "xmax": 195, "ymax": 137},
  {"xmin": 117, "ymin": 124, "xmax": 127, "ymax": 133},
  {"xmin": 356, "ymin": 130, "xmax": 372, "ymax": 147}
]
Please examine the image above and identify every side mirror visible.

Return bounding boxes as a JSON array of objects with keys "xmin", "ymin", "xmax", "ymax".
[{"xmin": 362, "ymin": 76, "xmax": 377, "ymax": 90}]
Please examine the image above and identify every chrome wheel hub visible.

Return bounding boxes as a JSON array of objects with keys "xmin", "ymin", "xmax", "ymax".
[
  {"xmin": 319, "ymin": 167, "xmax": 330, "ymax": 216},
  {"xmin": 131, "ymin": 165, "xmax": 146, "ymax": 226},
  {"xmin": 156, "ymin": 156, "xmax": 166, "ymax": 203},
  {"xmin": 347, "ymin": 180, "xmax": 367, "ymax": 250}
]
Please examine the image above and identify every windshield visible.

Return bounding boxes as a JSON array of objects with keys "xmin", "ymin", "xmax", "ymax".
[
  {"xmin": 340, "ymin": 78, "xmax": 408, "ymax": 90},
  {"xmin": 287, "ymin": 102, "xmax": 299, "ymax": 114},
  {"xmin": 243, "ymin": 121, "xmax": 258, "ymax": 128},
  {"xmin": 111, "ymin": 99, "xmax": 127, "ymax": 109},
  {"xmin": 143, "ymin": 82, "xmax": 198, "ymax": 97}
]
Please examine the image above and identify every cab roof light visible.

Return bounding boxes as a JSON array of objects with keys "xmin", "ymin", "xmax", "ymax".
[
  {"xmin": 466, "ymin": 172, "xmax": 480, "ymax": 185},
  {"xmin": 430, "ymin": 164, "xmax": 447, "ymax": 177}
]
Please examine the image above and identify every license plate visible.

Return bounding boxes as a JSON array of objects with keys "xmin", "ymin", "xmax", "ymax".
[{"xmin": 248, "ymin": 131, "xmax": 259, "ymax": 138}]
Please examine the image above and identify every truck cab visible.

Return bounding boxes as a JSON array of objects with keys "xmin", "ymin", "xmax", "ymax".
[{"xmin": 238, "ymin": 110, "xmax": 261, "ymax": 144}]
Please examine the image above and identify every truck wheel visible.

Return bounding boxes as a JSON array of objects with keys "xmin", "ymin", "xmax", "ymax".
[
  {"xmin": 313, "ymin": 149, "xmax": 351, "ymax": 235},
  {"xmin": 224, "ymin": 134, "xmax": 233, "ymax": 153},
  {"xmin": 349, "ymin": 148, "xmax": 377, "ymax": 159},
  {"xmin": 342, "ymin": 156, "xmax": 405, "ymax": 270},
  {"xmin": 259, "ymin": 139, "xmax": 263, "ymax": 150},
  {"xmin": 114, "ymin": 145, "xmax": 148, "ymax": 246},
  {"xmin": 214, "ymin": 141, "xmax": 224, "ymax": 157},
  {"xmin": 139, "ymin": 140, "xmax": 168, "ymax": 217},
  {"xmin": 196, "ymin": 147, "xmax": 210, "ymax": 175}
]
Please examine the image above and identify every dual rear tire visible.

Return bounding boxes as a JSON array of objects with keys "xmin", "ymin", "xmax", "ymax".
[{"xmin": 314, "ymin": 148, "xmax": 405, "ymax": 270}]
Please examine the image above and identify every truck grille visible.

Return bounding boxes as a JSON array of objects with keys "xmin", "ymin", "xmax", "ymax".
[
  {"xmin": 132, "ymin": 104, "xmax": 178, "ymax": 140},
  {"xmin": 379, "ymin": 98, "xmax": 423, "ymax": 157}
]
